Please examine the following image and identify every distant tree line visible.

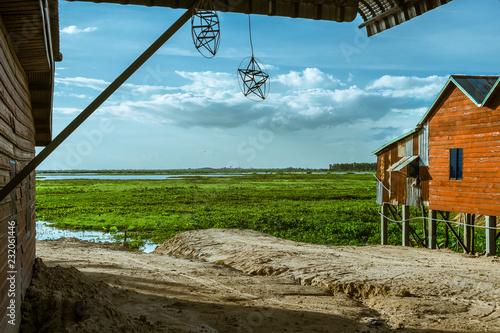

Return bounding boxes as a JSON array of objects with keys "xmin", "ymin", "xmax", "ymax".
[{"xmin": 329, "ymin": 162, "xmax": 377, "ymax": 172}]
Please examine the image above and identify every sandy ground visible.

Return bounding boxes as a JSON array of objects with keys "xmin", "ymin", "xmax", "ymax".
[{"xmin": 25, "ymin": 228, "xmax": 500, "ymax": 333}]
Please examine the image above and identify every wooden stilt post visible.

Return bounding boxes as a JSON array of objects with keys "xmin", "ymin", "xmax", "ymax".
[
  {"xmin": 471, "ymin": 214, "xmax": 475, "ymax": 254},
  {"xmin": 485, "ymin": 216, "xmax": 497, "ymax": 256},
  {"xmin": 428, "ymin": 210, "xmax": 437, "ymax": 249},
  {"xmin": 381, "ymin": 204, "xmax": 388, "ymax": 245},
  {"xmin": 402, "ymin": 205, "xmax": 410, "ymax": 246},
  {"xmin": 464, "ymin": 213, "xmax": 473, "ymax": 253},
  {"xmin": 421, "ymin": 206, "xmax": 428, "ymax": 248}
]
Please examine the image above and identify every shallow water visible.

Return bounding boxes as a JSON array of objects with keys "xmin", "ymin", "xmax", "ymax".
[
  {"xmin": 36, "ymin": 173, "xmax": 245, "ymax": 180},
  {"xmin": 35, "ymin": 221, "xmax": 159, "ymax": 253}
]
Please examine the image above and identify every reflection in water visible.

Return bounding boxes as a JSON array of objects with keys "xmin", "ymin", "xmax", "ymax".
[{"xmin": 36, "ymin": 221, "xmax": 158, "ymax": 253}]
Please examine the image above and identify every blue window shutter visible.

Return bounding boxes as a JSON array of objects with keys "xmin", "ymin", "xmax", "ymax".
[
  {"xmin": 457, "ymin": 148, "xmax": 463, "ymax": 179},
  {"xmin": 450, "ymin": 149, "xmax": 457, "ymax": 179}
]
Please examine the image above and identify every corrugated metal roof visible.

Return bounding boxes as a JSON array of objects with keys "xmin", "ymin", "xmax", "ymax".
[
  {"xmin": 417, "ymin": 75, "xmax": 500, "ymax": 127},
  {"xmin": 451, "ymin": 75, "xmax": 499, "ymax": 106},
  {"xmin": 371, "ymin": 129, "xmax": 416, "ymax": 156},
  {"xmin": 373, "ymin": 74, "xmax": 500, "ymax": 157},
  {"xmin": 483, "ymin": 77, "xmax": 500, "ymax": 106},
  {"xmin": 358, "ymin": 0, "xmax": 454, "ymax": 37}
]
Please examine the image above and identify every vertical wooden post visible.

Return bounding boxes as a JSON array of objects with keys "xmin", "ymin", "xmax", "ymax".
[
  {"xmin": 402, "ymin": 205, "xmax": 410, "ymax": 246},
  {"xmin": 471, "ymin": 214, "xmax": 475, "ymax": 254},
  {"xmin": 422, "ymin": 206, "xmax": 428, "ymax": 248},
  {"xmin": 485, "ymin": 216, "xmax": 497, "ymax": 256},
  {"xmin": 464, "ymin": 213, "xmax": 473, "ymax": 253},
  {"xmin": 381, "ymin": 204, "xmax": 388, "ymax": 245},
  {"xmin": 428, "ymin": 210, "xmax": 437, "ymax": 249}
]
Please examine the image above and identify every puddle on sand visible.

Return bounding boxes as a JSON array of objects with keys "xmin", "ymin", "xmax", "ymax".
[{"xmin": 35, "ymin": 221, "xmax": 159, "ymax": 253}]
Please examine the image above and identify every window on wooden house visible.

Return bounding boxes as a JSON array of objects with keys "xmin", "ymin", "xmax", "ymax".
[{"xmin": 449, "ymin": 148, "xmax": 463, "ymax": 180}]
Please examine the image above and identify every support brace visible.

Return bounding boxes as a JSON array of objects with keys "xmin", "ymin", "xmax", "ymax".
[{"xmin": 0, "ymin": 7, "xmax": 194, "ymax": 203}]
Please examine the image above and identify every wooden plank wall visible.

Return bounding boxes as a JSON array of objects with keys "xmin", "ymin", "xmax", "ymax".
[
  {"xmin": 0, "ymin": 15, "xmax": 36, "ymax": 333},
  {"xmin": 376, "ymin": 129, "xmax": 429, "ymax": 207},
  {"xmin": 428, "ymin": 86, "xmax": 500, "ymax": 216}
]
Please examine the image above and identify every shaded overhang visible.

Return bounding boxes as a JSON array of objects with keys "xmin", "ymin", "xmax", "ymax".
[
  {"xmin": 68, "ymin": 0, "xmax": 454, "ymax": 34},
  {"xmin": 67, "ymin": 0, "xmax": 359, "ymax": 22},
  {"xmin": 387, "ymin": 155, "xmax": 419, "ymax": 172},
  {"xmin": 0, "ymin": 0, "xmax": 61, "ymax": 146}
]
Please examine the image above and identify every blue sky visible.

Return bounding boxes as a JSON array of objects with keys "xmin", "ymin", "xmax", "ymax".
[{"xmin": 38, "ymin": 0, "xmax": 500, "ymax": 170}]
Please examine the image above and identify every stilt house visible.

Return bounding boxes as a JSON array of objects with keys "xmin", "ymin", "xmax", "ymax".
[
  {"xmin": 373, "ymin": 75, "xmax": 500, "ymax": 255},
  {"xmin": 0, "ymin": 1, "xmax": 60, "ymax": 332}
]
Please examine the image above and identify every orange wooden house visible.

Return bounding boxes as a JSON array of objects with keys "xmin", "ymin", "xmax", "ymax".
[
  {"xmin": 373, "ymin": 75, "xmax": 500, "ymax": 255},
  {"xmin": 0, "ymin": 1, "xmax": 60, "ymax": 332}
]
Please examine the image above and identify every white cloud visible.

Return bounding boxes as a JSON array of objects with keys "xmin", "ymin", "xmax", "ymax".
[
  {"xmin": 367, "ymin": 75, "xmax": 448, "ymax": 99},
  {"xmin": 61, "ymin": 26, "xmax": 97, "ymax": 34},
  {"xmin": 54, "ymin": 70, "xmax": 445, "ymax": 132},
  {"xmin": 54, "ymin": 107, "xmax": 80, "ymax": 114},
  {"xmin": 68, "ymin": 93, "xmax": 89, "ymax": 99},
  {"xmin": 56, "ymin": 77, "xmax": 109, "ymax": 90},
  {"xmin": 274, "ymin": 68, "xmax": 341, "ymax": 89},
  {"xmin": 159, "ymin": 47, "xmax": 198, "ymax": 57},
  {"xmin": 390, "ymin": 107, "xmax": 428, "ymax": 115}
]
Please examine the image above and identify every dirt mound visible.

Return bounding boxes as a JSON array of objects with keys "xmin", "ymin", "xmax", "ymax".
[
  {"xmin": 21, "ymin": 258, "xmax": 155, "ymax": 333},
  {"xmin": 32, "ymin": 231, "xmax": 500, "ymax": 332},
  {"xmin": 154, "ymin": 228, "xmax": 500, "ymax": 332}
]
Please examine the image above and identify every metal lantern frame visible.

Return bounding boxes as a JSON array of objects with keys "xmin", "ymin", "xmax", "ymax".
[
  {"xmin": 191, "ymin": 0, "xmax": 220, "ymax": 58},
  {"xmin": 237, "ymin": 15, "xmax": 270, "ymax": 101},
  {"xmin": 238, "ymin": 56, "xmax": 269, "ymax": 101}
]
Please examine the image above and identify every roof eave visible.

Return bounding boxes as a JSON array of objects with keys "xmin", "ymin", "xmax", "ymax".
[
  {"xmin": 482, "ymin": 77, "xmax": 500, "ymax": 106},
  {"xmin": 372, "ymin": 128, "xmax": 416, "ymax": 156},
  {"xmin": 416, "ymin": 76, "xmax": 454, "ymax": 127}
]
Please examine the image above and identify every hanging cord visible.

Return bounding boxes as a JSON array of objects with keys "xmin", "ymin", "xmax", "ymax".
[
  {"xmin": 378, "ymin": 209, "xmax": 500, "ymax": 230},
  {"xmin": 372, "ymin": 174, "xmax": 394, "ymax": 194},
  {"xmin": 248, "ymin": 15, "xmax": 254, "ymax": 57}
]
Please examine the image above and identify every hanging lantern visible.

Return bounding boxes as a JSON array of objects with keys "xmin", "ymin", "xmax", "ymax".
[
  {"xmin": 191, "ymin": 0, "xmax": 220, "ymax": 58},
  {"xmin": 237, "ymin": 56, "xmax": 269, "ymax": 101},
  {"xmin": 237, "ymin": 15, "xmax": 270, "ymax": 101}
]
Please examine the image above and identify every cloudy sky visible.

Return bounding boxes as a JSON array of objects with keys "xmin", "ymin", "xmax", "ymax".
[{"xmin": 38, "ymin": 0, "xmax": 500, "ymax": 170}]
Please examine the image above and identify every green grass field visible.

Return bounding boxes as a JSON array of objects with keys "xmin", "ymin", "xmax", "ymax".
[
  {"xmin": 36, "ymin": 173, "xmax": 392, "ymax": 248},
  {"xmin": 36, "ymin": 172, "xmax": 495, "ymax": 252}
]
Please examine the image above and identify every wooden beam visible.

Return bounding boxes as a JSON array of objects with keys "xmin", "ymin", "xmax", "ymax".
[
  {"xmin": 381, "ymin": 203, "xmax": 388, "ymax": 245},
  {"xmin": 442, "ymin": 220, "xmax": 469, "ymax": 254},
  {"xmin": 0, "ymin": 6, "xmax": 194, "ymax": 204},
  {"xmin": 428, "ymin": 210, "xmax": 437, "ymax": 249},
  {"xmin": 464, "ymin": 213, "xmax": 474, "ymax": 254},
  {"xmin": 421, "ymin": 205, "xmax": 428, "ymax": 248},
  {"xmin": 485, "ymin": 216, "xmax": 497, "ymax": 256},
  {"xmin": 402, "ymin": 205, "xmax": 410, "ymax": 246}
]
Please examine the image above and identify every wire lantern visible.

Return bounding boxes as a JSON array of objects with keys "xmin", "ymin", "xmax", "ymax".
[
  {"xmin": 237, "ymin": 15, "xmax": 270, "ymax": 101},
  {"xmin": 191, "ymin": 0, "xmax": 220, "ymax": 58},
  {"xmin": 238, "ymin": 56, "xmax": 269, "ymax": 101}
]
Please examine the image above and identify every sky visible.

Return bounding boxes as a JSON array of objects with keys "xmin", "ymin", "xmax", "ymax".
[{"xmin": 37, "ymin": 0, "xmax": 500, "ymax": 170}]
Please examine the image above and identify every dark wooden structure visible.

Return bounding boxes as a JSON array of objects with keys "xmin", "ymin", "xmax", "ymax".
[
  {"xmin": 374, "ymin": 75, "xmax": 500, "ymax": 255},
  {"xmin": 70, "ymin": 0, "xmax": 454, "ymax": 36},
  {"xmin": 0, "ymin": 1, "xmax": 59, "ymax": 332}
]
